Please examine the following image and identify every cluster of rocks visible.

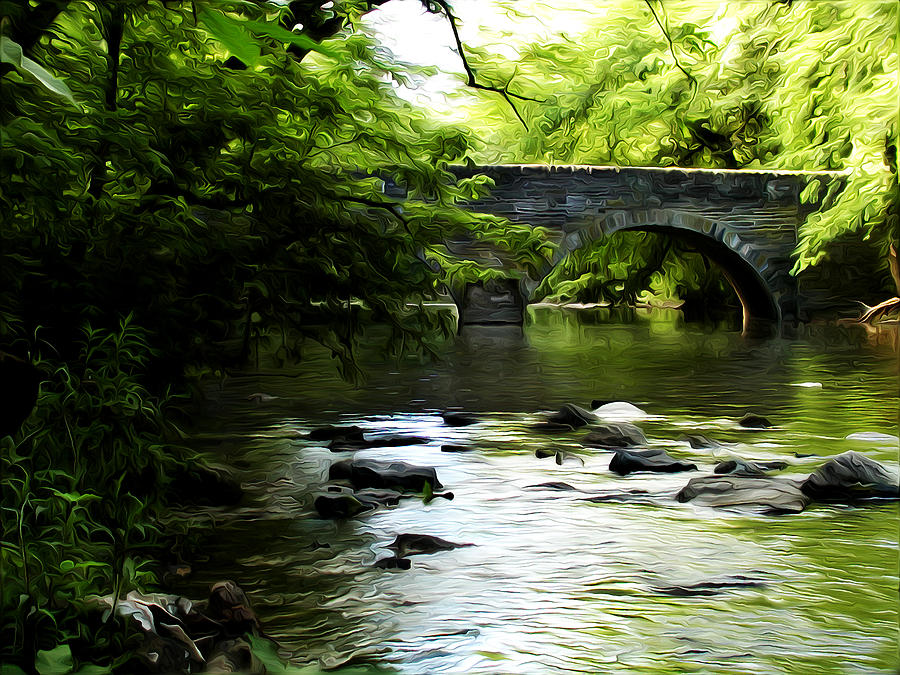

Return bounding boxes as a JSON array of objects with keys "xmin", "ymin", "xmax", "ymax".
[
  {"xmin": 87, "ymin": 581, "xmax": 266, "ymax": 674},
  {"xmin": 309, "ymin": 421, "xmax": 471, "ymax": 570},
  {"xmin": 536, "ymin": 401, "xmax": 899, "ymax": 514}
]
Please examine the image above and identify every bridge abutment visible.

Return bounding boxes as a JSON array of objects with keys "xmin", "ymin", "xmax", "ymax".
[{"xmin": 457, "ymin": 279, "xmax": 526, "ymax": 326}]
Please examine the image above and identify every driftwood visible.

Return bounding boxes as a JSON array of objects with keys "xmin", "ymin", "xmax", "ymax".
[{"xmin": 855, "ymin": 244, "xmax": 900, "ymax": 324}]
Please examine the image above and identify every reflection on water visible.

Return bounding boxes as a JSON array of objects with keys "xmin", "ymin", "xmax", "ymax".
[{"xmin": 176, "ymin": 308, "xmax": 899, "ymax": 674}]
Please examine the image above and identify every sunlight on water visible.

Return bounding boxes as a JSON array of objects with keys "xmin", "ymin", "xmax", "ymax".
[{"xmin": 177, "ymin": 309, "xmax": 899, "ymax": 674}]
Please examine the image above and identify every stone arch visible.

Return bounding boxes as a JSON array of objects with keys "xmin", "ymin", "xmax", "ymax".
[{"xmin": 547, "ymin": 210, "xmax": 781, "ymax": 324}]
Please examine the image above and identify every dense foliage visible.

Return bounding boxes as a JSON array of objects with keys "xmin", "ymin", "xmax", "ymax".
[{"xmin": 458, "ymin": 0, "xmax": 898, "ymax": 307}]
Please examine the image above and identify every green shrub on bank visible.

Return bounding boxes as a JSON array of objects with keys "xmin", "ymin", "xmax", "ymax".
[{"xmin": 1, "ymin": 318, "xmax": 183, "ymax": 671}]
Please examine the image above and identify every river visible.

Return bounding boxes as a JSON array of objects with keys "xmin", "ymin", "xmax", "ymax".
[{"xmin": 171, "ymin": 307, "xmax": 899, "ymax": 674}]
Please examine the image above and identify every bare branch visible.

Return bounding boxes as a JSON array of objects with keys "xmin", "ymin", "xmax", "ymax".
[
  {"xmin": 430, "ymin": 0, "xmax": 542, "ymax": 129},
  {"xmin": 642, "ymin": 0, "xmax": 696, "ymax": 86}
]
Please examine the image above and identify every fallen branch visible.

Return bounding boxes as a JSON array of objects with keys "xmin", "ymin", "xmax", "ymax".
[{"xmin": 857, "ymin": 297, "xmax": 900, "ymax": 324}]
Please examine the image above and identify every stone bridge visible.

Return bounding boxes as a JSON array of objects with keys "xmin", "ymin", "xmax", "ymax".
[{"xmin": 445, "ymin": 165, "xmax": 846, "ymax": 328}]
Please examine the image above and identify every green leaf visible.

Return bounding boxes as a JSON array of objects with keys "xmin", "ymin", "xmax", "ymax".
[
  {"xmin": 196, "ymin": 8, "xmax": 264, "ymax": 67},
  {"xmin": 0, "ymin": 36, "xmax": 76, "ymax": 104},
  {"xmin": 197, "ymin": 8, "xmax": 336, "ymax": 67},
  {"xmin": 35, "ymin": 644, "xmax": 73, "ymax": 675},
  {"xmin": 242, "ymin": 19, "xmax": 338, "ymax": 59}
]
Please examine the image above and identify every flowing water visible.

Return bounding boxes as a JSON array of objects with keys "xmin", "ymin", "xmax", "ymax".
[{"xmin": 173, "ymin": 308, "xmax": 899, "ymax": 674}]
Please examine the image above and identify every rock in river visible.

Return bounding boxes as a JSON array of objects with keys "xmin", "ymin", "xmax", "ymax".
[
  {"xmin": 582, "ymin": 422, "xmax": 647, "ymax": 448},
  {"xmin": 681, "ymin": 434, "xmax": 725, "ymax": 450},
  {"xmin": 739, "ymin": 413, "xmax": 773, "ymax": 429},
  {"xmin": 800, "ymin": 451, "xmax": 900, "ymax": 502},
  {"xmin": 329, "ymin": 434, "xmax": 427, "ymax": 452},
  {"xmin": 609, "ymin": 448, "xmax": 698, "ymax": 475},
  {"xmin": 329, "ymin": 458, "xmax": 442, "ymax": 492},
  {"xmin": 592, "ymin": 401, "xmax": 647, "ymax": 420},
  {"xmin": 387, "ymin": 533, "xmax": 473, "ymax": 557},
  {"xmin": 314, "ymin": 493, "xmax": 371, "ymax": 519},
  {"xmin": 547, "ymin": 403, "xmax": 597, "ymax": 428},
  {"xmin": 373, "ymin": 556, "xmax": 412, "ymax": 570},
  {"xmin": 308, "ymin": 425, "xmax": 365, "ymax": 441},
  {"xmin": 714, "ymin": 458, "xmax": 788, "ymax": 476},
  {"xmin": 677, "ymin": 475, "xmax": 809, "ymax": 514},
  {"xmin": 442, "ymin": 411, "xmax": 480, "ymax": 427}
]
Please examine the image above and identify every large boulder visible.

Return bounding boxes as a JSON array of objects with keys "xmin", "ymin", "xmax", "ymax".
[
  {"xmin": 329, "ymin": 459, "xmax": 442, "ymax": 492},
  {"xmin": 800, "ymin": 451, "xmax": 900, "ymax": 502},
  {"xmin": 547, "ymin": 403, "xmax": 597, "ymax": 428},
  {"xmin": 582, "ymin": 422, "xmax": 647, "ymax": 448},
  {"xmin": 609, "ymin": 448, "xmax": 697, "ymax": 475},
  {"xmin": 677, "ymin": 475, "xmax": 809, "ymax": 514}
]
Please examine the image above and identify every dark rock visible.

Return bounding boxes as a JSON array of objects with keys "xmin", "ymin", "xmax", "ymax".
[
  {"xmin": 170, "ymin": 464, "xmax": 243, "ymax": 506},
  {"xmin": 794, "ymin": 452, "xmax": 819, "ymax": 458},
  {"xmin": 609, "ymin": 448, "xmax": 698, "ymax": 475},
  {"xmin": 651, "ymin": 576, "xmax": 766, "ymax": 597},
  {"xmin": 329, "ymin": 434, "xmax": 427, "ymax": 452},
  {"xmin": 714, "ymin": 458, "xmax": 788, "ymax": 476},
  {"xmin": 681, "ymin": 434, "xmax": 724, "ymax": 450},
  {"xmin": 356, "ymin": 489, "xmax": 404, "ymax": 507},
  {"xmin": 531, "ymin": 422, "xmax": 576, "ymax": 433},
  {"xmin": 314, "ymin": 494, "xmax": 372, "ymax": 519},
  {"xmin": 534, "ymin": 448, "xmax": 557, "ymax": 459},
  {"xmin": 547, "ymin": 403, "xmax": 597, "ymax": 428},
  {"xmin": 677, "ymin": 475, "xmax": 808, "ymax": 514},
  {"xmin": 373, "ymin": 556, "xmax": 411, "ymax": 570},
  {"xmin": 134, "ymin": 633, "xmax": 192, "ymax": 674},
  {"xmin": 801, "ymin": 451, "xmax": 900, "ymax": 502},
  {"xmin": 583, "ymin": 422, "xmax": 647, "ymax": 448},
  {"xmin": 207, "ymin": 581, "xmax": 258, "ymax": 636},
  {"xmin": 739, "ymin": 413, "xmax": 773, "ymax": 429},
  {"xmin": 308, "ymin": 425, "xmax": 365, "ymax": 442},
  {"xmin": 442, "ymin": 411, "xmax": 480, "ymax": 427},
  {"xmin": 329, "ymin": 458, "xmax": 442, "ymax": 492},
  {"xmin": 205, "ymin": 637, "xmax": 263, "ymax": 674},
  {"xmin": 387, "ymin": 533, "xmax": 473, "ymax": 557},
  {"xmin": 582, "ymin": 489, "xmax": 659, "ymax": 505},
  {"xmin": 0, "ymin": 351, "xmax": 41, "ymax": 438},
  {"xmin": 525, "ymin": 481, "xmax": 578, "ymax": 491},
  {"xmin": 441, "ymin": 444, "xmax": 475, "ymax": 453}
]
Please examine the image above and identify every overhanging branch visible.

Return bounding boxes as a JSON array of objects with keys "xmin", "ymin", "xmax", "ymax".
[
  {"xmin": 430, "ymin": 0, "xmax": 543, "ymax": 129},
  {"xmin": 642, "ymin": 0, "xmax": 696, "ymax": 86}
]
